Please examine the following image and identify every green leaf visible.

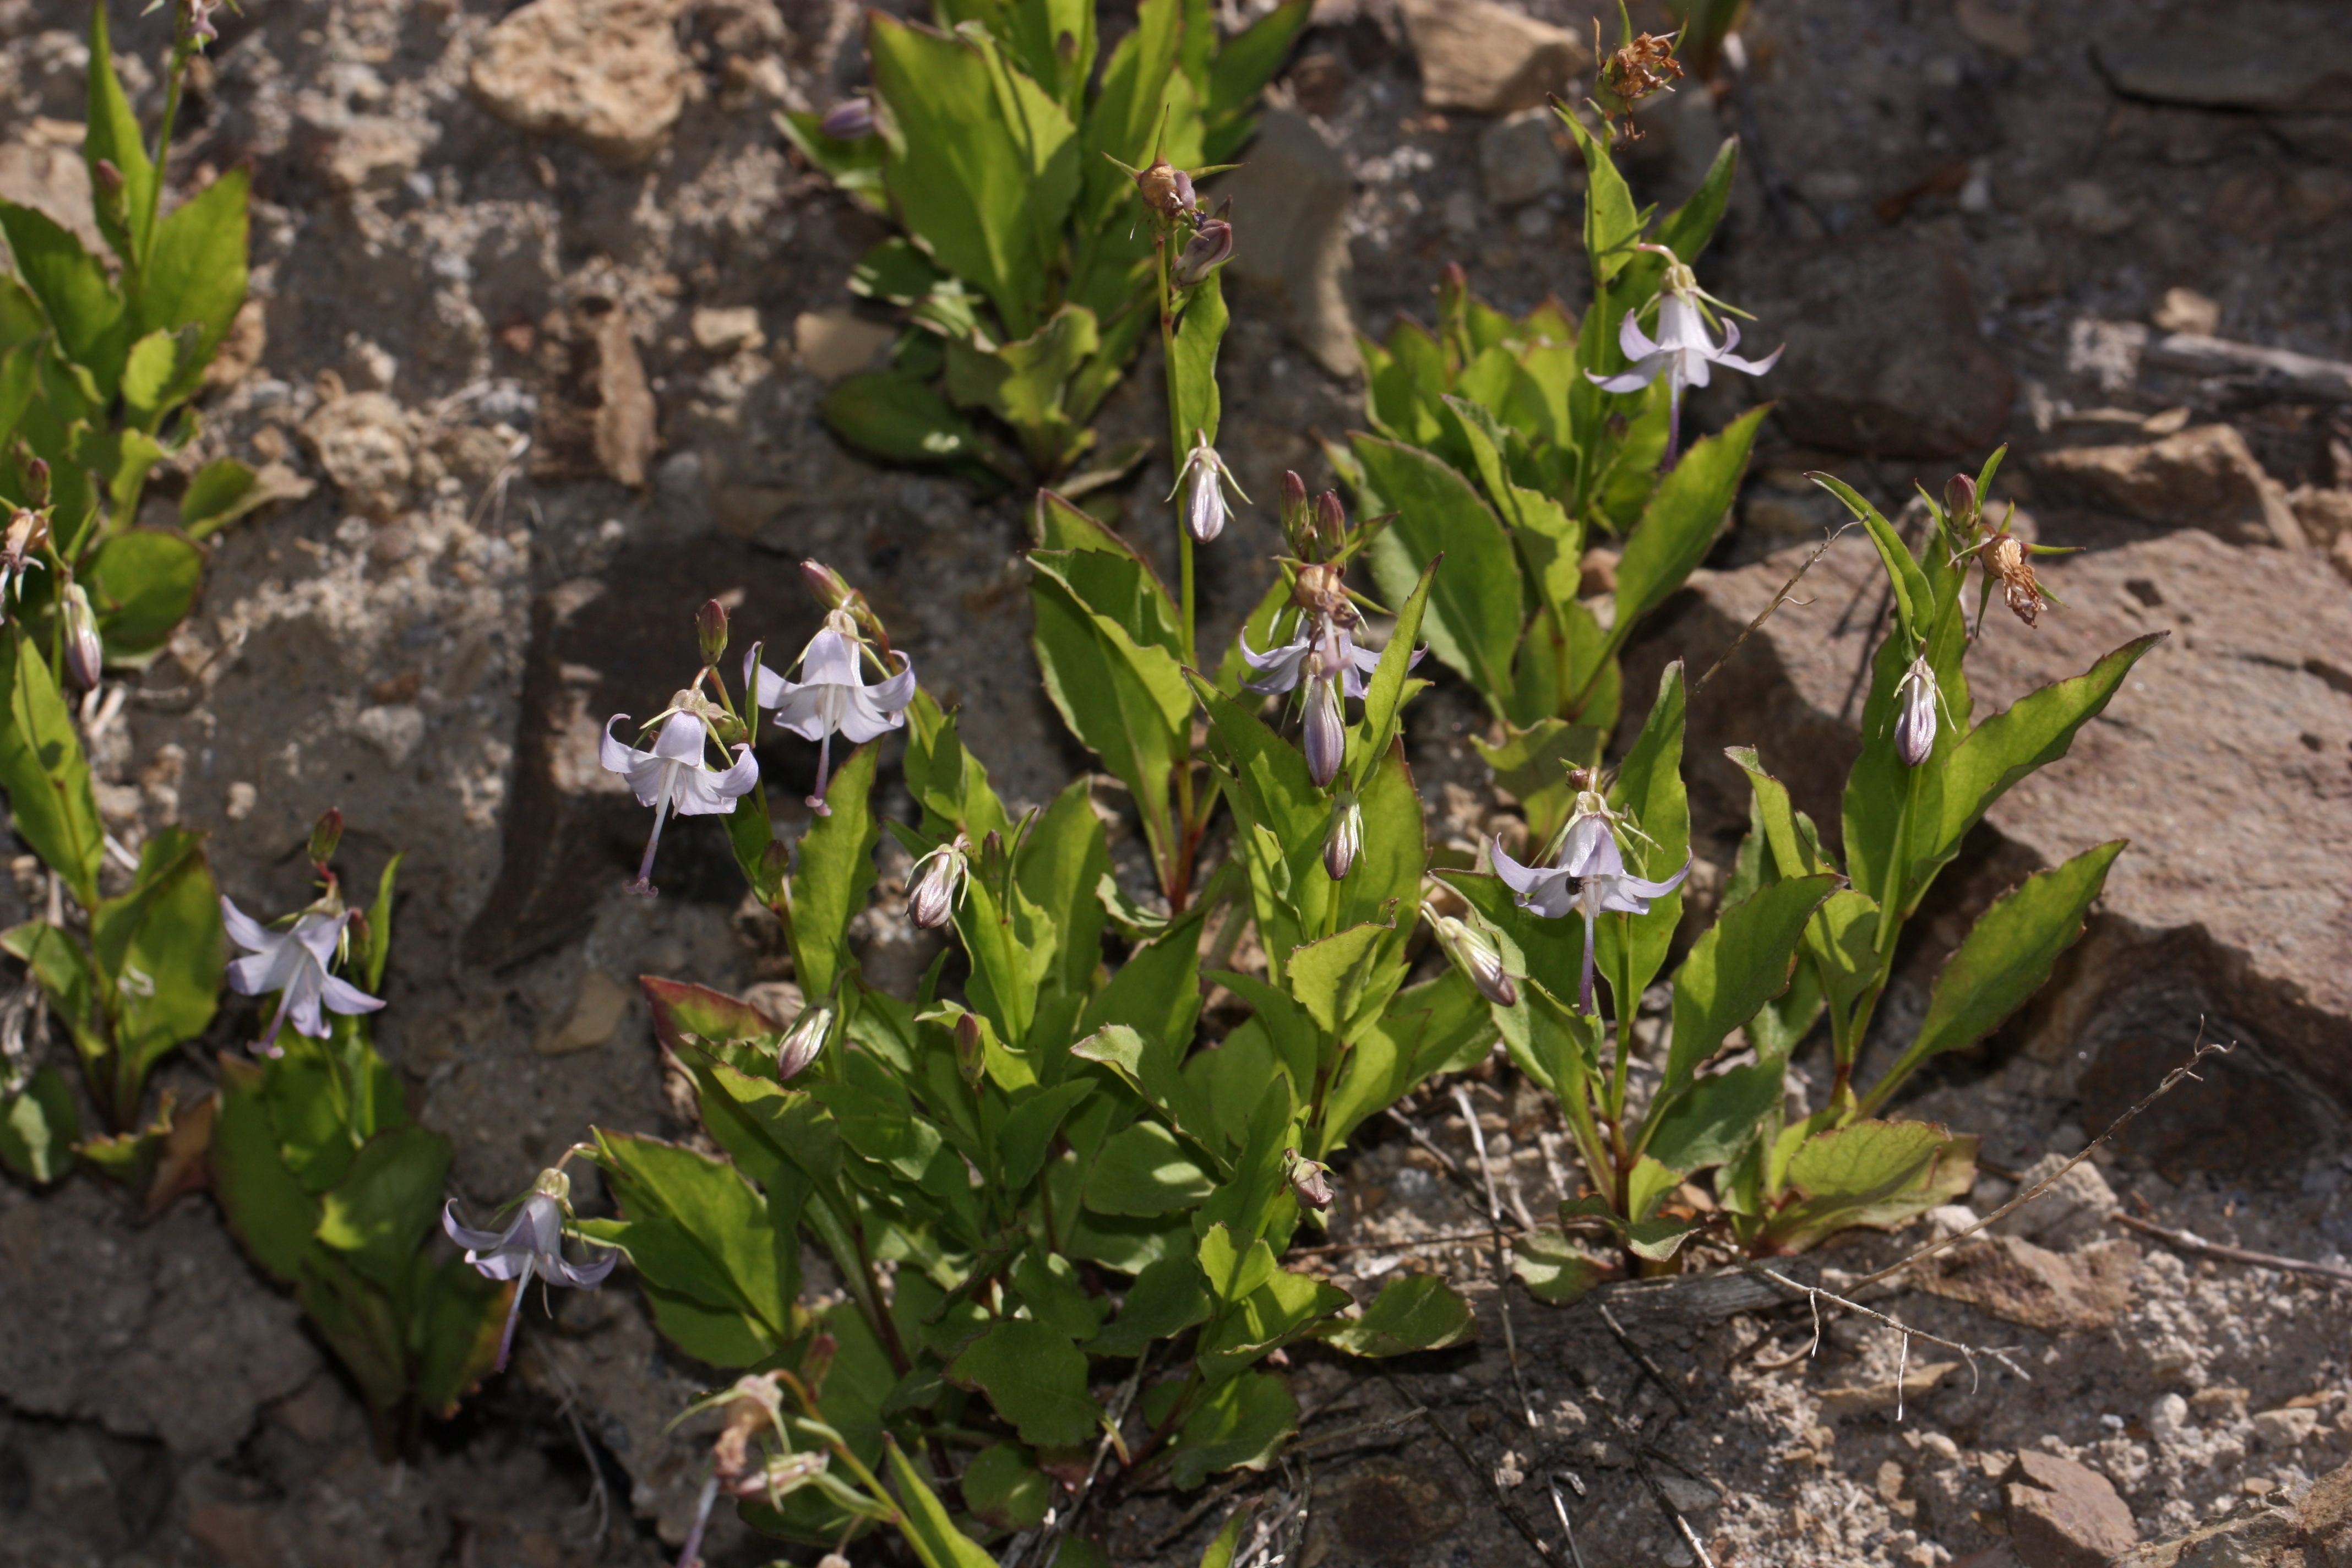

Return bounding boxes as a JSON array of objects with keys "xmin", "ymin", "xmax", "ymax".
[
  {"xmin": 1353, "ymin": 435, "xmax": 1523, "ymax": 711},
  {"xmin": 1627, "ymin": 1214, "xmax": 1701, "ymax": 1261},
  {"xmin": 1765, "ymin": 1119, "xmax": 1977, "ymax": 1253},
  {"xmin": 1561, "ymin": 111, "xmax": 1645, "ymax": 286},
  {"xmin": 1651, "ymin": 135, "xmax": 1739, "ymax": 265},
  {"xmin": 1197, "ymin": 1500, "xmax": 1259, "ymax": 1568},
  {"xmin": 1170, "ymin": 270, "xmax": 1228, "ymax": 451},
  {"xmin": 0, "ymin": 630, "xmax": 105, "ymax": 909},
  {"xmin": 945, "ymin": 303, "xmax": 1101, "ymax": 472},
  {"xmin": 1166, "ymin": 1369, "xmax": 1297, "ymax": 1490},
  {"xmin": 1199, "ymin": 1266, "xmax": 1352, "ymax": 1381},
  {"xmin": 946, "ymin": 1318, "xmax": 1098, "ymax": 1447},
  {"xmin": 1641, "ymin": 1060, "xmax": 1784, "ymax": 1178},
  {"xmin": 1863, "ymin": 841, "xmax": 2125, "ymax": 1113},
  {"xmin": 1088, "ymin": 1253, "xmax": 1211, "ymax": 1357},
  {"xmin": 1016, "ymin": 777, "xmax": 1110, "ymax": 999},
  {"xmin": 1071, "ymin": 1023, "xmax": 1218, "ymax": 1162},
  {"xmin": 1206, "ymin": 0, "xmax": 1310, "ymax": 141},
  {"xmin": 1444, "ymin": 396, "xmax": 1583, "ymax": 615},
  {"xmin": 1811, "ymin": 473, "xmax": 1932, "ymax": 647},
  {"xmin": 1657, "ymin": 873, "xmax": 1837, "ymax": 1098},
  {"xmin": 179, "ymin": 456, "xmax": 302, "ymax": 540},
  {"xmin": 963, "ymin": 1442, "xmax": 1053, "ymax": 1531},
  {"xmin": 903, "ymin": 690, "xmax": 1014, "ymax": 842},
  {"xmin": 1608, "ymin": 406, "xmax": 1766, "ymax": 653},
  {"xmin": 822, "ymin": 369, "xmax": 1000, "ymax": 472},
  {"xmin": 997, "ymin": 1080, "xmax": 1095, "ymax": 1190},
  {"xmin": 89, "ymin": 826, "xmax": 222, "ymax": 1119},
  {"xmin": 1916, "ymin": 635, "xmax": 2164, "ymax": 879},
  {"xmin": 1085, "ymin": 1119, "xmax": 1216, "ymax": 1215},
  {"xmin": 640, "ymin": 976, "xmax": 783, "ymax": 1054},
  {"xmin": 413, "ymin": 1258, "xmax": 510, "ymax": 1416},
  {"xmin": 1284, "ymin": 921, "xmax": 1401, "ymax": 1043},
  {"xmin": 1197, "ymin": 1219, "xmax": 1277, "ymax": 1303},
  {"xmin": 1512, "ymin": 1227, "xmax": 1610, "ymax": 1304},
  {"xmin": 885, "ymin": 1439, "xmax": 999, "ymax": 1568},
  {"xmin": 0, "ymin": 1066, "xmax": 80, "ymax": 1184},
  {"xmin": 850, "ymin": 236, "xmax": 948, "ymax": 304},
  {"xmin": 786, "ymin": 742, "xmax": 880, "ymax": 1000},
  {"xmin": 0, "ymin": 201, "xmax": 128, "ymax": 398},
  {"xmin": 134, "ymin": 169, "xmax": 249, "ymax": 392},
  {"xmin": 1347, "ymin": 563, "xmax": 1436, "ymax": 784},
  {"xmin": 315, "ymin": 1125, "xmax": 451, "ymax": 1290},
  {"xmin": 84, "ymin": 1, "xmax": 158, "ymax": 267},
  {"xmin": 594, "ymin": 1130, "xmax": 789, "ymax": 1353},
  {"xmin": 1081, "ymin": 0, "xmax": 1191, "ymax": 226},
  {"xmin": 208, "ymin": 1054, "xmax": 324, "ymax": 1286},
  {"xmin": 1320, "ymin": 1273, "xmax": 1476, "ymax": 1356},
  {"xmin": 84, "ymin": 530, "xmax": 202, "ymax": 662}
]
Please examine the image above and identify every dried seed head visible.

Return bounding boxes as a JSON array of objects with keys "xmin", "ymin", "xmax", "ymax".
[
  {"xmin": 1136, "ymin": 159, "xmax": 1196, "ymax": 222},
  {"xmin": 1988, "ymin": 534, "xmax": 2043, "ymax": 627},
  {"xmin": 1291, "ymin": 563, "xmax": 1349, "ymax": 619}
]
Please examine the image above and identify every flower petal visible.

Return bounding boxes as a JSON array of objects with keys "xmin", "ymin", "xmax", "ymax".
[
  {"xmin": 219, "ymin": 895, "xmax": 274, "ymax": 955},
  {"xmin": 599, "ymin": 714, "xmax": 647, "ymax": 775},
  {"xmin": 552, "ymin": 1248, "xmax": 621, "ymax": 1289},
  {"xmin": 797, "ymin": 628, "xmax": 862, "ymax": 688},
  {"xmin": 1615, "ymin": 853, "xmax": 1693, "ymax": 902},
  {"xmin": 443, "ymin": 1200, "xmax": 513, "ymax": 1253},
  {"xmin": 319, "ymin": 974, "xmax": 386, "ymax": 1016},
  {"xmin": 1713, "ymin": 343, "xmax": 1785, "ymax": 377},
  {"xmin": 863, "ymin": 653, "xmax": 917, "ymax": 715},
  {"xmin": 1588, "ymin": 359, "xmax": 1665, "ymax": 394},
  {"xmin": 651, "ymin": 711, "xmax": 709, "ymax": 763},
  {"xmin": 1616, "ymin": 308, "xmax": 1660, "ymax": 362}
]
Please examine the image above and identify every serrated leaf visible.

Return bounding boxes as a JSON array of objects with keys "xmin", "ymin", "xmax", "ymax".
[{"xmin": 1319, "ymin": 1273, "xmax": 1476, "ymax": 1356}]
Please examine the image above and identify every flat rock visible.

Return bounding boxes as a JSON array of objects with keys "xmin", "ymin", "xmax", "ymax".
[
  {"xmin": 1479, "ymin": 109, "xmax": 1566, "ymax": 209},
  {"xmin": 2114, "ymin": 1454, "xmax": 2352, "ymax": 1565},
  {"xmin": 2093, "ymin": 2, "xmax": 2352, "ymax": 113},
  {"xmin": 1638, "ymin": 525, "xmax": 2352, "ymax": 1112},
  {"xmin": 1729, "ymin": 233, "xmax": 2014, "ymax": 458},
  {"xmin": 2005, "ymin": 1450, "xmax": 2138, "ymax": 1568},
  {"xmin": 1397, "ymin": 0, "xmax": 1591, "ymax": 115},
  {"xmin": 1913, "ymin": 1236, "xmax": 2141, "ymax": 1333},
  {"xmin": 2035, "ymin": 425, "xmax": 2303, "ymax": 548},
  {"xmin": 469, "ymin": 0, "xmax": 688, "ymax": 165},
  {"xmin": 1216, "ymin": 109, "xmax": 1361, "ymax": 378}
]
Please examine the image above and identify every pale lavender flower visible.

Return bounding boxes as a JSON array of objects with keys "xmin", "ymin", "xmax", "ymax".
[
  {"xmin": 1322, "ymin": 792, "xmax": 1362, "ymax": 881},
  {"xmin": 1168, "ymin": 430, "xmax": 1247, "ymax": 543},
  {"xmin": 905, "ymin": 834, "xmax": 970, "ymax": 930},
  {"xmin": 819, "ymin": 97, "xmax": 873, "ymax": 139},
  {"xmin": 1491, "ymin": 812, "xmax": 1691, "ymax": 1014},
  {"xmin": 600, "ymin": 710, "xmax": 760, "ymax": 897},
  {"xmin": 748, "ymin": 611, "xmax": 916, "ymax": 815},
  {"xmin": 1587, "ymin": 254, "xmax": 1781, "ymax": 468},
  {"xmin": 221, "ymin": 897, "xmax": 384, "ymax": 1055},
  {"xmin": 443, "ymin": 1169, "xmax": 618, "ymax": 1372},
  {"xmin": 1301, "ymin": 651, "xmax": 1344, "ymax": 788},
  {"xmin": 1894, "ymin": 654, "xmax": 1940, "ymax": 767},
  {"xmin": 1171, "ymin": 217, "xmax": 1233, "ymax": 290},
  {"xmin": 1238, "ymin": 616, "xmax": 1379, "ymax": 700}
]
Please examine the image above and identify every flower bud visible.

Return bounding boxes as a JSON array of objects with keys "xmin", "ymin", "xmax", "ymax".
[
  {"xmin": 308, "ymin": 808, "xmax": 344, "ymax": 867},
  {"xmin": 94, "ymin": 158, "xmax": 124, "ymax": 198},
  {"xmin": 1943, "ymin": 472, "xmax": 1978, "ymax": 526},
  {"xmin": 1322, "ymin": 790, "xmax": 1362, "ymax": 881},
  {"xmin": 801, "ymin": 559, "xmax": 854, "ymax": 611},
  {"xmin": 1302, "ymin": 658, "xmax": 1344, "ymax": 789},
  {"xmin": 1313, "ymin": 490, "xmax": 1347, "ymax": 557},
  {"xmin": 1182, "ymin": 447, "xmax": 1228, "ymax": 542},
  {"xmin": 954, "ymin": 1011, "xmax": 986, "ymax": 1087},
  {"xmin": 24, "ymin": 458, "xmax": 49, "ymax": 508},
  {"xmin": 760, "ymin": 837, "xmax": 790, "ymax": 888},
  {"xmin": 1426, "ymin": 911, "xmax": 1518, "ymax": 1008},
  {"xmin": 978, "ymin": 828, "xmax": 1009, "ymax": 886},
  {"xmin": 907, "ymin": 835, "xmax": 968, "ymax": 929},
  {"xmin": 777, "ymin": 1004, "xmax": 832, "ymax": 1081},
  {"xmin": 1893, "ymin": 655, "xmax": 1937, "ymax": 767},
  {"xmin": 532, "ymin": 1166, "xmax": 574, "ymax": 1204},
  {"xmin": 800, "ymin": 1331, "xmax": 837, "ymax": 1395},
  {"xmin": 1171, "ymin": 217, "xmax": 1233, "ymax": 290},
  {"xmin": 1284, "ymin": 1148, "xmax": 1335, "ymax": 1211},
  {"xmin": 696, "ymin": 597, "xmax": 729, "ymax": 665},
  {"xmin": 61, "ymin": 583, "xmax": 102, "ymax": 691},
  {"xmin": 1279, "ymin": 470, "xmax": 1310, "ymax": 553},
  {"xmin": 819, "ymin": 97, "xmax": 874, "ymax": 139}
]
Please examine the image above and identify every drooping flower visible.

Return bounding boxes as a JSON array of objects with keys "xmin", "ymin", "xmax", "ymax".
[
  {"xmin": 601, "ymin": 709, "xmax": 760, "ymax": 897},
  {"xmin": 1491, "ymin": 812, "xmax": 1691, "ymax": 1015},
  {"xmin": 1893, "ymin": 654, "xmax": 1940, "ymax": 767},
  {"xmin": 1284, "ymin": 1147, "xmax": 1335, "ymax": 1211},
  {"xmin": 221, "ymin": 896, "xmax": 385, "ymax": 1055},
  {"xmin": 1171, "ymin": 216, "xmax": 1233, "ymax": 290},
  {"xmin": 1300, "ymin": 650, "xmax": 1345, "ymax": 787},
  {"xmin": 0, "ymin": 508, "xmax": 48, "ymax": 616},
  {"xmin": 1424, "ymin": 908, "xmax": 1518, "ymax": 1008},
  {"xmin": 749, "ymin": 608, "xmax": 916, "ymax": 815},
  {"xmin": 443, "ymin": 1168, "xmax": 618, "ymax": 1373},
  {"xmin": 1587, "ymin": 249, "xmax": 1781, "ymax": 468},
  {"xmin": 1238, "ymin": 615, "xmax": 1379, "ymax": 701},
  {"xmin": 1168, "ymin": 429, "xmax": 1248, "ymax": 543}
]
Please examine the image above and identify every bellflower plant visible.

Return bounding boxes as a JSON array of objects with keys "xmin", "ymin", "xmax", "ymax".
[
  {"xmin": 749, "ymin": 607, "xmax": 916, "ymax": 814},
  {"xmin": 1169, "ymin": 429, "xmax": 1246, "ymax": 543},
  {"xmin": 1586, "ymin": 244, "xmax": 1782, "ymax": 469},
  {"xmin": 1491, "ymin": 798, "xmax": 1690, "ymax": 1015},
  {"xmin": 443, "ymin": 1166, "xmax": 619, "ymax": 1371}
]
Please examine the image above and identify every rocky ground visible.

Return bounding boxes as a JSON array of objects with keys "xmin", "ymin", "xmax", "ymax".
[{"xmin": 1, "ymin": 0, "xmax": 2349, "ymax": 1564}]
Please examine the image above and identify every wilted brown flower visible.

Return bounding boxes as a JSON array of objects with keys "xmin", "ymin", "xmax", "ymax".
[
  {"xmin": 1594, "ymin": 25, "xmax": 1685, "ymax": 137},
  {"xmin": 1986, "ymin": 533, "xmax": 2043, "ymax": 627},
  {"xmin": 1136, "ymin": 159, "xmax": 1197, "ymax": 224}
]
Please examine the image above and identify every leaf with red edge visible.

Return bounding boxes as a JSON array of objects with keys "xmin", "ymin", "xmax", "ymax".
[{"xmin": 639, "ymin": 976, "xmax": 785, "ymax": 1054}]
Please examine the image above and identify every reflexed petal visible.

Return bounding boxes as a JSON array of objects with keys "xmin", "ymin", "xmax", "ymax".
[
  {"xmin": 1614, "ymin": 853, "xmax": 1693, "ymax": 903},
  {"xmin": 552, "ymin": 1248, "xmax": 620, "ymax": 1288},
  {"xmin": 835, "ymin": 694, "xmax": 903, "ymax": 744},
  {"xmin": 1239, "ymin": 628, "xmax": 1312, "ymax": 695},
  {"xmin": 283, "ymin": 971, "xmax": 329, "ymax": 1039},
  {"xmin": 220, "ymin": 896, "xmax": 274, "ymax": 953},
  {"xmin": 466, "ymin": 1247, "xmax": 537, "ymax": 1281},
  {"xmin": 748, "ymin": 658, "xmax": 786, "ymax": 709},
  {"xmin": 1616, "ymin": 308, "xmax": 1660, "ymax": 362},
  {"xmin": 863, "ymin": 654, "xmax": 917, "ymax": 715},
  {"xmin": 1589, "ymin": 359, "xmax": 1665, "ymax": 394},
  {"xmin": 600, "ymin": 714, "xmax": 647, "ymax": 774},
  {"xmin": 1714, "ymin": 343, "xmax": 1784, "ymax": 377},
  {"xmin": 443, "ymin": 1200, "xmax": 514, "ymax": 1253},
  {"xmin": 319, "ymin": 974, "xmax": 386, "ymax": 1017}
]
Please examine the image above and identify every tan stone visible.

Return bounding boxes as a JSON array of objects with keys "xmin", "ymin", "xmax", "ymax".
[
  {"xmin": 300, "ymin": 391, "xmax": 413, "ymax": 519},
  {"xmin": 1915, "ymin": 1237, "xmax": 2141, "ymax": 1333},
  {"xmin": 538, "ymin": 970, "xmax": 631, "ymax": 1055},
  {"xmin": 2036, "ymin": 423, "xmax": 2305, "ymax": 548},
  {"xmin": 792, "ymin": 309, "xmax": 895, "ymax": 380},
  {"xmin": 2004, "ymin": 1451, "xmax": 2137, "ymax": 1568},
  {"xmin": 2289, "ymin": 485, "xmax": 2352, "ymax": 548},
  {"xmin": 1397, "ymin": 0, "xmax": 1591, "ymax": 116},
  {"xmin": 470, "ymin": 0, "xmax": 688, "ymax": 165}
]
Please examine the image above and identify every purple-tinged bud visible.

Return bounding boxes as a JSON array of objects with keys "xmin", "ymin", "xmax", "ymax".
[
  {"xmin": 1943, "ymin": 472, "xmax": 1978, "ymax": 526},
  {"xmin": 1182, "ymin": 447, "xmax": 1228, "ymax": 542},
  {"xmin": 61, "ymin": 583, "xmax": 102, "ymax": 691},
  {"xmin": 954, "ymin": 1012, "xmax": 985, "ymax": 1087},
  {"xmin": 1322, "ymin": 790, "xmax": 1362, "ymax": 881},
  {"xmin": 777, "ymin": 1003, "xmax": 832, "ymax": 1081},
  {"xmin": 308, "ymin": 808, "xmax": 344, "ymax": 867},
  {"xmin": 819, "ymin": 97, "xmax": 874, "ymax": 140},
  {"xmin": 907, "ymin": 834, "xmax": 968, "ymax": 930},
  {"xmin": 1284, "ymin": 1147, "xmax": 1335, "ymax": 1211},
  {"xmin": 1302, "ymin": 656, "xmax": 1344, "ymax": 788},
  {"xmin": 1313, "ymin": 490, "xmax": 1347, "ymax": 558},
  {"xmin": 1893, "ymin": 654, "xmax": 1939, "ymax": 768},
  {"xmin": 696, "ymin": 598, "xmax": 729, "ymax": 665},
  {"xmin": 1279, "ymin": 470, "xmax": 1310, "ymax": 553},
  {"xmin": 1426, "ymin": 910, "xmax": 1517, "ymax": 1008},
  {"xmin": 760, "ymin": 838, "xmax": 790, "ymax": 889},
  {"xmin": 94, "ymin": 159, "xmax": 124, "ymax": 197},
  {"xmin": 801, "ymin": 559, "xmax": 854, "ymax": 611},
  {"xmin": 800, "ymin": 1331, "xmax": 837, "ymax": 1395},
  {"xmin": 979, "ymin": 828, "xmax": 1008, "ymax": 885},
  {"xmin": 1170, "ymin": 217, "xmax": 1233, "ymax": 290}
]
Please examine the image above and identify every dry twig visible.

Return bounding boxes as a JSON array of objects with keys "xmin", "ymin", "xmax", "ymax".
[
  {"xmin": 1455, "ymin": 1084, "xmax": 1540, "ymax": 1431},
  {"xmin": 2111, "ymin": 1213, "xmax": 2352, "ymax": 1287},
  {"xmin": 1690, "ymin": 523, "xmax": 1853, "ymax": 696}
]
